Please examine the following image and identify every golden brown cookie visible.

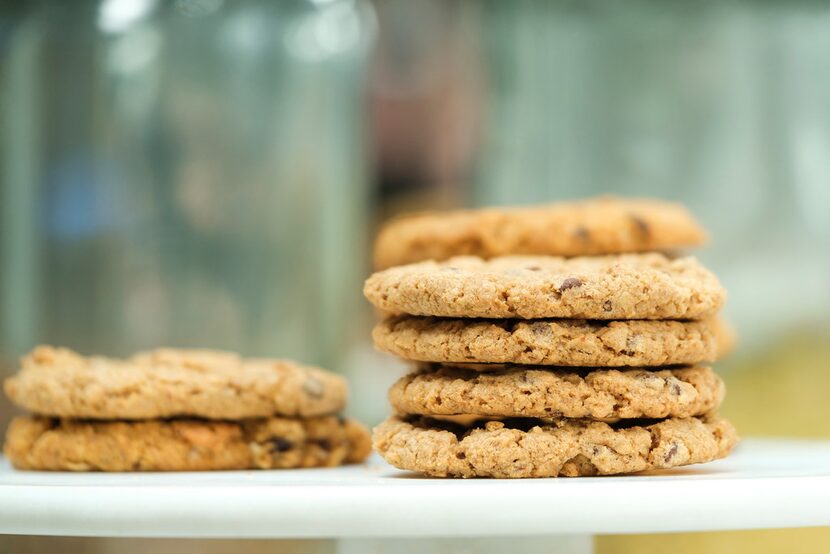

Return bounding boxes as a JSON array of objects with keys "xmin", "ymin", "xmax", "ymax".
[
  {"xmin": 364, "ymin": 253, "xmax": 725, "ymax": 320},
  {"xmin": 389, "ymin": 365, "xmax": 724, "ymax": 419},
  {"xmin": 373, "ymin": 414, "xmax": 737, "ymax": 478},
  {"xmin": 4, "ymin": 415, "xmax": 371, "ymax": 471},
  {"xmin": 374, "ymin": 196, "xmax": 707, "ymax": 269},
  {"xmin": 374, "ymin": 316, "xmax": 718, "ymax": 366},
  {"xmin": 4, "ymin": 346, "xmax": 347, "ymax": 420}
]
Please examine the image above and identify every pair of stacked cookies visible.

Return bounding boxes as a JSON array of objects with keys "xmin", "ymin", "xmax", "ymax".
[
  {"xmin": 365, "ymin": 197, "xmax": 738, "ymax": 478},
  {"xmin": 3, "ymin": 346, "xmax": 370, "ymax": 471}
]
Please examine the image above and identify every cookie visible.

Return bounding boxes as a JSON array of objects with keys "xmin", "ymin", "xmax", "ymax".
[
  {"xmin": 373, "ymin": 414, "xmax": 737, "ymax": 478},
  {"xmin": 4, "ymin": 346, "xmax": 347, "ymax": 420},
  {"xmin": 364, "ymin": 253, "xmax": 725, "ymax": 320},
  {"xmin": 389, "ymin": 365, "xmax": 724, "ymax": 419},
  {"xmin": 374, "ymin": 316, "xmax": 718, "ymax": 366},
  {"xmin": 4, "ymin": 415, "xmax": 371, "ymax": 471},
  {"xmin": 374, "ymin": 196, "xmax": 707, "ymax": 269}
]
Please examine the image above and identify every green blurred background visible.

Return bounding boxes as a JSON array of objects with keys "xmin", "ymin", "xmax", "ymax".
[{"xmin": 1, "ymin": 0, "xmax": 829, "ymax": 552}]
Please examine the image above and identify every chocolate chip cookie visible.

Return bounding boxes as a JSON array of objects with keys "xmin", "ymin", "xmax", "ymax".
[
  {"xmin": 4, "ymin": 346, "xmax": 347, "ymax": 420},
  {"xmin": 389, "ymin": 365, "xmax": 724, "ymax": 419},
  {"xmin": 364, "ymin": 253, "xmax": 725, "ymax": 320},
  {"xmin": 374, "ymin": 196, "xmax": 707, "ymax": 269},
  {"xmin": 374, "ymin": 316, "xmax": 718, "ymax": 366},
  {"xmin": 4, "ymin": 415, "xmax": 371, "ymax": 471},
  {"xmin": 373, "ymin": 414, "xmax": 737, "ymax": 478}
]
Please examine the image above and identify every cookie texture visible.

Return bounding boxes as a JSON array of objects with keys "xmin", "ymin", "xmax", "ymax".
[
  {"xmin": 4, "ymin": 346, "xmax": 347, "ymax": 420},
  {"xmin": 389, "ymin": 365, "xmax": 724, "ymax": 419},
  {"xmin": 374, "ymin": 316, "xmax": 718, "ymax": 366},
  {"xmin": 364, "ymin": 253, "xmax": 725, "ymax": 320},
  {"xmin": 373, "ymin": 414, "xmax": 737, "ymax": 478},
  {"xmin": 4, "ymin": 416, "xmax": 371, "ymax": 471},
  {"xmin": 374, "ymin": 196, "xmax": 707, "ymax": 269}
]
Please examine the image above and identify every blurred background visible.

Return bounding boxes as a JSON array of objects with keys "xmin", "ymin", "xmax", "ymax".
[{"xmin": 1, "ymin": 0, "xmax": 829, "ymax": 552}]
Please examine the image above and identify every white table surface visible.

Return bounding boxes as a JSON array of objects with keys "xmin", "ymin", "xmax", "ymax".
[{"xmin": 1, "ymin": 438, "xmax": 829, "ymax": 539}]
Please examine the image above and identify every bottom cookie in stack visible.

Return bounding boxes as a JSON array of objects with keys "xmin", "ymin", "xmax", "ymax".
[
  {"xmin": 3, "ymin": 346, "xmax": 371, "ymax": 471},
  {"xmin": 373, "ymin": 364, "xmax": 738, "ymax": 478}
]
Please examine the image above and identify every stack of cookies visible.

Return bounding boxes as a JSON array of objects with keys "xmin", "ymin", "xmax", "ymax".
[
  {"xmin": 365, "ymin": 197, "xmax": 738, "ymax": 478},
  {"xmin": 3, "ymin": 346, "xmax": 370, "ymax": 471}
]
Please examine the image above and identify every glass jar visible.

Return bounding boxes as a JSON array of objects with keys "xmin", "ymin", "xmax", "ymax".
[{"xmin": 0, "ymin": 0, "xmax": 374, "ymax": 375}]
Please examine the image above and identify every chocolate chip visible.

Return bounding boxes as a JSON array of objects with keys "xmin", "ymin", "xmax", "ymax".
[
  {"xmin": 574, "ymin": 226, "xmax": 590, "ymax": 243},
  {"xmin": 631, "ymin": 215, "xmax": 650, "ymax": 236},
  {"xmin": 303, "ymin": 376, "xmax": 325, "ymax": 398},
  {"xmin": 671, "ymin": 382, "xmax": 682, "ymax": 396},
  {"xmin": 559, "ymin": 277, "xmax": 583, "ymax": 292},
  {"xmin": 525, "ymin": 265, "xmax": 541, "ymax": 272},
  {"xmin": 269, "ymin": 438, "xmax": 294, "ymax": 453},
  {"xmin": 650, "ymin": 433, "xmax": 660, "ymax": 450},
  {"xmin": 311, "ymin": 438, "xmax": 332, "ymax": 451},
  {"xmin": 455, "ymin": 451, "xmax": 466, "ymax": 460},
  {"xmin": 602, "ymin": 300, "xmax": 613, "ymax": 312},
  {"xmin": 664, "ymin": 443, "xmax": 679, "ymax": 463}
]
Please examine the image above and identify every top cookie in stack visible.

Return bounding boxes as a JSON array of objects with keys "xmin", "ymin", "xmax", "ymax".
[
  {"xmin": 365, "ymin": 196, "xmax": 738, "ymax": 478},
  {"xmin": 373, "ymin": 196, "xmax": 708, "ymax": 270}
]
